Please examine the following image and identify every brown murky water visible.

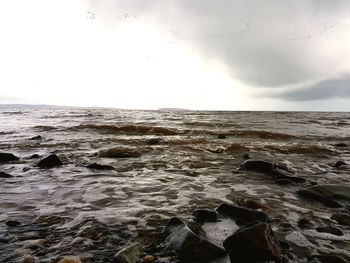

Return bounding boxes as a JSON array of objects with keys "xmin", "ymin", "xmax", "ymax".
[{"xmin": 0, "ymin": 108, "xmax": 349, "ymax": 262}]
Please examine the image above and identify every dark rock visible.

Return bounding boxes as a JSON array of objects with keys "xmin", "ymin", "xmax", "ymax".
[
  {"xmin": 274, "ymin": 179, "xmax": 294, "ymax": 185},
  {"xmin": 0, "ymin": 171, "xmax": 12, "ymax": 178},
  {"xmin": 217, "ymin": 134, "xmax": 227, "ymax": 139},
  {"xmin": 29, "ymin": 154, "xmax": 40, "ymax": 159},
  {"xmin": 223, "ymin": 222, "xmax": 281, "ymax": 263},
  {"xmin": 334, "ymin": 143, "xmax": 347, "ymax": 147},
  {"xmin": 242, "ymin": 153, "xmax": 251, "ymax": 160},
  {"xmin": 216, "ymin": 203, "xmax": 269, "ymax": 223},
  {"xmin": 243, "ymin": 160, "xmax": 274, "ymax": 174},
  {"xmin": 161, "ymin": 217, "xmax": 226, "ymax": 262},
  {"xmin": 86, "ymin": 163, "xmax": 114, "ymax": 170},
  {"xmin": 147, "ymin": 138, "xmax": 163, "ymax": 145},
  {"xmin": 36, "ymin": 154, "xmax": 63, "ymax": 168},
  {"xmin": 272, "ymin": 168, "xmax": 306, "ymax": 183},
  {"xmin": 309, "ymin": 254, "xmax": 348, "ymax": 263},
  {"xmin": 0, "ymin": 152, "xmax": 19, "ymax": 163},
  {"xmin": 331, "ymin": 213, "xmax": 350, "ymax": 226},
  {"xmin": 6, "ymin": 220, "xmax": 20, "ymax": 227},
  {"xmin": 297, "ymin": 218, "xmax": 313, "ymax": 228},
  {"xmin": 23, "ymin": 167, "xmax": 31, "ymax": 172},
  {"xmin": 316, "ymin": 226, "xmax": 343, "ymax": 236},
  {"xmin": 298, "ymin": 185, "xmax": 350, "ymax": 208},
  {"xmin": 99, "ymin": 147, "xmax": 142, "ymax": 158},
  {"xmin": 114, "ymin": 242, "xmax": 142, "ymax": 263},
  {"xmin": 333, "ymin": 160, "xmax": 347, "ymax": 168},
  {"xmin": 193, "ymin": 209, "xmax": 218, "ymax": 222},
  {"xmin": 30, "ymin": 135, "xmax": 42, "ymax": 140}
]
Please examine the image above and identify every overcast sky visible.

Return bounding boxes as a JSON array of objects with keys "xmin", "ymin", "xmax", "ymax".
[{"xmin": 0, "ymin": 0, "xmax": 349, "ymax": 111}]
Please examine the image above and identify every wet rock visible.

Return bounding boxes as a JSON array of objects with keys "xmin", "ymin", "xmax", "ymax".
[
  {"xmin": 161, "ymin": 217, "xmax": 226, "ymax": 262},
  {"xmin": 217, "ymin": 134, "xmax": 226, "ymax": 139},
  {"xmin": 243, "ymin": 160, "xmax": 274, "ymax": 173},
  {"xmin": 235, "ymin": 198, "xmax": 270, "ymax": 210},
  {"xmin": 36, "ymin": 154, "xmax": 63, "ymax": 168},
  {"xmin": 274, "ymin": 179, "xmax": 294, "ymax": 185},
  {"xmin": 223, "ymin": 222, "xmax": 281, "ymax": 263},
  {"xmin": 99, "ymin": 147, "xmax": 142, "ymax": 158},
  {"xmin": 242, "ymin": 153, "xmax": 251, "ymax": 160},
  {"xmin": 298, "ymin": 184, "xmax": 350, "ymax": 207},
  {"xmin": 297, "ymin": 218, "xmax": 313, "ymax": 228},
  {"xmin": 331, "ymin": 213, "xmax": 350, "ymax": 226},
  {"xmin": 22, "ymin": 255, "xmax": 36, "ymax": 263},
  {"xmin": 0, "ymin": 171, "xmax": 13, "ymax": 178},
  {"xmin": 6, "ymin": 220, "xmax": 21, "ymax": 227},
  {"xmin": 334, "ymin": 143, "xmax": 347, "ymax": 148},
  {"xmin": 333, "ymin": 160, "xmax": 347, "ymax": 168},
  {"xmin": 193, "ymin": 209, "xmax": 218, "ymax": 222},
  {"xmin": 29, "ymin": 154, "xmax": 40, "ymax": 159},
  {"xmin": 57, "ymin": 257, "xmax": 83, "ymax": 263},
  {"xmin": 23, "ymin": 167, "xmax": 31, "ymax": 172},
  {"xmin": 86, "ymin": 163, "xmax": 114, "ymax": 170},
  {"xmin": 316, "ymin": 226, "xmax": 343, "ymax": 236},
  {"xmin": 0, "ymin": 152, "xmax": 19, "ymax": 163},
  {"xmin": 272, "ymin": 168, "xmax": 306, "ymax": 183},
  {"xmin": 216, "ymin": 203, "xmax": 269, "ymax": 223},
  {"xmin": 30, "ymin": 135, "xmax": 42, "ymax": 140},
  {"xmin": 309, "ymin": 254, "xmax": 348, "ymax": 263},
  {"xmin": 114, "ymin": 242, "xmax": 142, "ymax": 263},
  {"xmin": 142, "ymin": 255, "xmax": 155, "ymax": 263},
  {"xmin": 147, "ymin": 138, "xmax": 163, "ymax": 145}
]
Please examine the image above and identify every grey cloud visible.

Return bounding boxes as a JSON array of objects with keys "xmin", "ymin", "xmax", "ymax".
[
  {"xmin": 270, "ymin": 75, "xmax": 350, "ymax": 101},
  {"xmin": 86, "ymin": 0, "xmax": 350, "ymax": 89}
]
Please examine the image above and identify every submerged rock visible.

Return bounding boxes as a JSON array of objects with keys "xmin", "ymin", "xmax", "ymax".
[
  {"xmin": 216, "ymin": 203, "xmax": 269, "ymax": 223},
  {"xmin": 57, "ymin": 257, "xmax": 83, "ymax": 263},
  {"xmin": 223, "ymin": 222, "xmax": 281, "ymax": 263},
  {"xmin": 6, "ymin": 220, "xmax": 21, "ymax": 227},
  {"xmin": 331, "ymin": 213, "xmax": 350, "ymax": 226},
  {"xmin": 243, "ymin": 160, "xmax": 274, "ymax": 173},
  {"xmin": 316, "ymin": 226, "xmax": 343, "ymax": 236},
  {"xmin": 30, "ymin": 135, "xmax": 42, "ymax": 140},
  {"xmin": 99, "ymin": 147, "xmax": 142, "ymax": 158},
  {"xmin": 114, "ymin": 242, "xmax": 142, "ymax": 263},
  {"xmin": 217, "ymin": 134, "xmax": 227, "ymax": 139},
  {"xmin": 298, "ymin": 184, "xmax": 350, "ymax": 207},
  {"xmin": 36, "ymin": 154, "xmax": 63, "ymax": 168},
  {"xmin": 146, "ymin": 138, "xmax": 163, "ymax": 145},
  {"xmin": 0, "ymin": 152, "xmax": 19, "ymax": 163},
  {"xmin": 161, "ymin": 217, "xmax": 226, "ymax": 262},
  {"xmin": 86, "ymin": 163, "xmax": 114, "ymax": 170},
  {"xmin": 309, "ymin": 254, "xmax": 348, "ymax": 263},
  {"xmin": 0, "ymin": 171, "xmax": 13, "ymax": 178},
  {"xmin": 193, "ymin": 209, "xmax": 218, "ymax": 222},
  {"xmin": 334, "ymin": 143, "xmax": 347, "ymax": 148},
  {"xmin": 333, "ymin": 160, "xmax": 347, "ymax": 168}
]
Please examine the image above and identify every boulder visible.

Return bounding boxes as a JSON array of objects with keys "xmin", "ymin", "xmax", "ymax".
[
  {"xmin": 6, "ymin": 220, "xmax": 20, "ymax": 227},
  {"xmin": 0, "ymin": 171, "xmax": 13, "ymax": 178},
  {"xmin": 161, "ymin": 217, "xmax": 226, "ymax": 262},
  {"xmin": 333, "ymin": 161, "xmax": 347, "ymax": 168},
  {"xmin": 334, "ymin": 143, "xmax": 347, "ymax": 148},
  {"xmin": 193, "ymin": 209, "xmax": 218, "ymax": 222},
  {"xmin": 298, "ymin": 185, "xmax": 350, "ymax": 207},
  {"xmin": 0, "ymin": 152, "xmax": 19, "ymax": 163},
  {"xmin": 114, "ymin": 242, "xmax": 142, "ymax": 263},
  {"xmin": 86, "ymin": 163, "xmax": 114, "ymax": 170},
  {"xmin": 216, "ymin": 203, "xmax": 269, "ymax": 223},
  {"xmin": 223, "ymin": 222, "xmax": 281, "ymax": 263},
  {"xmin": 36, "ymin": 154, "xmax": 63, "ymax": 168},
  {"xmin": 146, "ymin": 138, "xmax": 163, "ymax": 145},
  {"xmin": 297, "ymin": 218, "xmax": 313, "ymax": 229},
  {"xmin": 217, "ymin": 134, "xmax": 227, "ymax": 139}
]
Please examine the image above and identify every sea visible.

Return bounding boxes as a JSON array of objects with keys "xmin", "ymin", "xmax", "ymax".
[{"xmin": 0, "ymin": 107, "xmax": 349, "ymax": 262}]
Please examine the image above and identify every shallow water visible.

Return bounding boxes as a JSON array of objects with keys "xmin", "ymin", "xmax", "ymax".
[{"xmin": 0, "ymin": 108, "xmax": 350, "ymax": 262}]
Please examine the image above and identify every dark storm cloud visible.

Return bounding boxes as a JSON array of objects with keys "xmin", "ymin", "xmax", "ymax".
[
  {"xmin": 271, "ymin": 75, "xmax": 350, "ymax": 101},
  {"xmin": 85, "ymin": 0, "xmax": 350, "ymax": 95}
]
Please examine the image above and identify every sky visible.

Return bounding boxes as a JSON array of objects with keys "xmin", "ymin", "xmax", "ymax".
[{"xmin": 0, "ymin": 0, "xmax": 350, "ymax": 111}]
